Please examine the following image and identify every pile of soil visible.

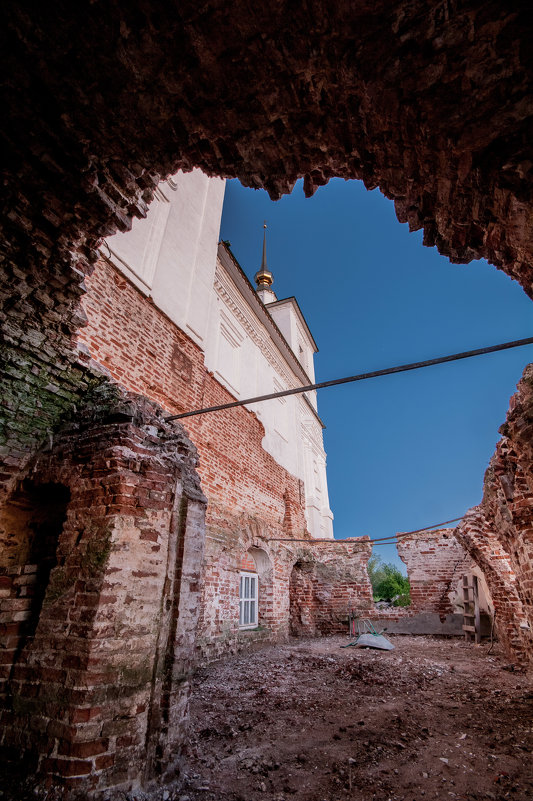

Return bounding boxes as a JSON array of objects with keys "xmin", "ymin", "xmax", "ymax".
[{"xmin": 179, "ymin": 635, "xmax": 532, "ymax": 801}]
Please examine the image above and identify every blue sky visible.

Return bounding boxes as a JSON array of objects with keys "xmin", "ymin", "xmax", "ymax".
[{"xmin": 220, "ymin": 178, "xmax": 533, "ymax": 571}]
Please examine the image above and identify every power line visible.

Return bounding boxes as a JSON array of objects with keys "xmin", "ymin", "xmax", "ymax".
[
  {"xmin": 165, "ymin": 336, "xmax": 533, "ymax": 421},
  {"xmin": 268, "ymin": 516, "xmax": 465, "ymax": 546}
]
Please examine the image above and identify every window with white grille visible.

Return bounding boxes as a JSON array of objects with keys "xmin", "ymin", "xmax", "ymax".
[{"xmin": 239, "ymin": 571, "xmax": 258, "ymax": 628}]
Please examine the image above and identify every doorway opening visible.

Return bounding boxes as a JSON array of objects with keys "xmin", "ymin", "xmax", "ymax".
[
  {"xmin": 367, "ymin": 546, "xmax": 411, "ymax": 610},
  {"xmin": 1, "ymin": 480, "xmax": 70, "ymax": 666}
]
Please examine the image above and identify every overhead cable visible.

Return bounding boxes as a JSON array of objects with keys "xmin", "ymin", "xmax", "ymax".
[
  {"xmin": 268, "ymin": 516, "xmax": 465, "ymax": 545},
  {"xmin": 165, "ymin": 336, "xmax": 533, "ymax": 421}
]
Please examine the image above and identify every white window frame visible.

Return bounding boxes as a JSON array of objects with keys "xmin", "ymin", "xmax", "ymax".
[{"xmin": 239, "ymin": 571, "xmax": 258, "ymax": 629}]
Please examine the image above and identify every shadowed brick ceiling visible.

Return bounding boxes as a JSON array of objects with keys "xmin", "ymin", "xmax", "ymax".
[{"xmin": 1, "ymin": 1, "xmax": 533, "ymax": 293}]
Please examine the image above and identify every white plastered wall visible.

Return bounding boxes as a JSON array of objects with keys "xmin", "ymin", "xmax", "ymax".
[
  {"xmin": 105, "ymin": 168, "xmax": 225, "ymax": 349},
  {"xmin": 105, "ymin": 169, "xmax": 334, "ymax": 538}
]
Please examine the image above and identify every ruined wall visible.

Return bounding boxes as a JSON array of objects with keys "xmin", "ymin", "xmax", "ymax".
[
  {"xmin": 77, "ymin": 257, "xmax": 307, "ymax": 652},
  {"xmin": 197, "ymin": 529, "xmax": 292, "ymax": 660},
  {"xmin": 455, "ymin": 365, "xmax": 533, "ymax": 668},
  {"xmin": 289, "ymin": 541, "xmax": 374, "ymax": 637},
  {"xmin": 1, "ymin": 8, "xmax": 533, "ymax": 788},
  {"xmin": 2, "ymin": 2, "xmax": 533, "ymax": 558},
  {"xmin": 0, "ymin": 251, "xmax": 100, "ymax": 502},
  {"xmin": 78, "ymin": 257, "xmax": 306, "ymax": 524},
  {"xmin": 0, "ymin": 387, "xmax": 206, "ymax": 796},
  {"xmin": 77, "ymin": 257, "xmax": 379, "ymax": 654},
  {"xmin": 455, "ymin": 510, "xmax": 529, "ymax": 663},
  {"xmin": 368, "ymin": 529, "xmax": 479, "ymax": 636},
  {"xmin": 397, "ymin": 529, "xmax": 473, "ymax": 616},
  {"xmin": 2, "ymin": 2, "xmax": 533, "ymax": 297}
]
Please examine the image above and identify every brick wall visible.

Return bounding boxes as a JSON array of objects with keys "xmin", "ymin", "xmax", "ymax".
[
  {"xmin": 0, "ymin": 387, "xmax": 207, "ymax": 796},
  {"xmin": 454, "ymin": 366, "xmax": 533, "ymax": 670},
  {"xmin": 289, "ymin": 540, "xmax": 374, "ymax": 636},
  {"xmin": 397, "ymin": 529, "xmax": 473, "ymax": 617},
  {"xmin": 368, "ymin": 529, "xmax": 478, "ymax": 636},
  {"xmin": 78, "ymin": 258, "xmax": 308, "ymax": 530},
  {"xmin": 78, "ymin": 259, "xmax": 379, "ymax": 659}
]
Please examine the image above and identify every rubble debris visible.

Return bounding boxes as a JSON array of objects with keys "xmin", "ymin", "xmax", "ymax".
[{"xmin": 182, "ymin": 635, "xmax": 533, "ymax": 801}]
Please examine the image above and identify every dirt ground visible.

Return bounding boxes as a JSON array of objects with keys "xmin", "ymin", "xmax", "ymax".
[{"xmin": 178, "ymin": 635, "xmax": 533, "ymax": 801}]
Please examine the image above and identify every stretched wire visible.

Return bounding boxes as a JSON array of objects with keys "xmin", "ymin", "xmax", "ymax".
[
  {"xmin": 165, "ymin": 336, "xmax": 533, "ymax": 422},
  {"xmin": 268, "ymin": 515, "xmax": 465, "ymax": 545}
]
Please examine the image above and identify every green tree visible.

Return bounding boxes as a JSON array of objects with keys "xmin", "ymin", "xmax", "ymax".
[{"xmin": 367, "ymin": 555, "xmax": 411, "ymax": 607}]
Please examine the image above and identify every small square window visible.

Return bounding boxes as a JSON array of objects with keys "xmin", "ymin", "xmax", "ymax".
[{"xmin": 239, "ymin": 571, "xmax": 258, "ymax": 629}]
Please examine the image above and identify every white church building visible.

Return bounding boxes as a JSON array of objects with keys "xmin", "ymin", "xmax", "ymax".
[{"xmin": 102, "ymin": 168, "xmax": 334, "ymax": 540}]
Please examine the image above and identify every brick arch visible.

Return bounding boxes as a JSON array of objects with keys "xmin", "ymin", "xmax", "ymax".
[
  {"xmin": 247, "ymin": 545, "xmax": 275, "ymax": 628},
  {"xmin": 453, "ymin": 365, "xmax": 533, "ymax": 669},
  {"xmin": 2, "ymin": 2, "xmax": 533, "ymax": 502},
  {"xmin": 289, "ymin": 558, "xmax": 317, "ymax": 637},
  {"xmin": 2, "ymin": 2, "xmax": 533, "ymax": 292},
  {"xmin": 455, "ymin": 510, "xmax": 531, "ymax": 665}
]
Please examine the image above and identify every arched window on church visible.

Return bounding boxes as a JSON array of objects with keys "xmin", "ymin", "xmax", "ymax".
[
  {"xmin": 239, "ymin": 571, "xmax": 258, "ymax": 629},
  {"xmin": 238, "ymin": 547, "xmax": 273, "ymax": 629}
]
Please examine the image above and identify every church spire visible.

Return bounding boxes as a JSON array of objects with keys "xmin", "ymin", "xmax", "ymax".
[
  {"xmin": 254, "ymin": 221, "xmax": 274, "ymax": 290},
  {"xmin": 254, "ymin": 222, "xmax": 277, "ymax": 304}
]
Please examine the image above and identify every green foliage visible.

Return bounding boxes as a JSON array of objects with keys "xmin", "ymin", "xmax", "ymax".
[{"xmin": 367, "ymin": 554, "xmax": 411, "ymax": 607}]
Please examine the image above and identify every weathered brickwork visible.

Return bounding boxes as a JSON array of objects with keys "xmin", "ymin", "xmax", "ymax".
[
  {"xmin": 1, "ymin": 6, "xmax": 533, "ymax": 791},
  {"xmin": 2, "ymin": 5, "xmax": 533, "ymax": 569},
  {"xmin": 397, "ymin": 529, "xmax": 473, "ymax": 617},
  {"xmin": 455, "ymin": 365, "xmax": 533, "ymax": 669},
  {"xmin": 78, "ymin": 257, "xmax": 300, "ymax": 523},
  {"xmin": 368, "ymin": 529, "xmax": 475, "ymax": 635},
  {"xmin": 455, "ymin": 510, "xmax": 530, "ymax": 665},
  {"xmin": 0, "ymin": 252, "xmax": 102, "ymax": 502},
  {"xmin": 289, "ymin": 541, "xmax": 374, "ymax": 636},
  {"xmin": 77, "ymin": 258, "xmax": 379, "ymax": 656},
  {"xmin": 0, "ymin": 387, "xmax": 207, "ymax": 796},
  {"xmin": 2, "ymin": 2, "xmax": 533, "ymax": 301}
]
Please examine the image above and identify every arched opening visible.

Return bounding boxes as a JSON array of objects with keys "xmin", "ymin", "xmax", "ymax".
[
  {"xmin": 289, "ymin": 559, "xmax": 316, "ymax": 637},
  {"xmin": 0, "ymin": 480, "xmax": 70, "ymax": 671}
]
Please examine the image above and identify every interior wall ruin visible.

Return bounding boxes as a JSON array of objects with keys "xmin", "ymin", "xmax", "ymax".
[
  {"xmin": 0, "ymin": 387, "xmax": 206, "ymax": 795},
  {"xmin": 455, "ymin": 365, "xmax": 533, "ymax": 669},
  {"xmin": 2, "ymin": 0, "xmax": 533, "ymax": 793}
]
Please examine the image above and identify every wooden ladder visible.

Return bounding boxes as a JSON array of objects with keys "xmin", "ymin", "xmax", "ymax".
[{"xmin": 462, "ymin": 574, "xmax": 481, "ymax": 643}]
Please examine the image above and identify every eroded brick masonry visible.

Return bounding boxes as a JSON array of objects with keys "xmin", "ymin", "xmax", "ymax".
[
  {"xmin": 1, "ymin": 387, "xmax": 206, "ymax": 793},
  {"xmin": 2, "ymin": 4, "xmax": 533, "ymax": 794},
  {"xmin": 455, "ymin": 366, "xmax": 533, "ymax": 668}
]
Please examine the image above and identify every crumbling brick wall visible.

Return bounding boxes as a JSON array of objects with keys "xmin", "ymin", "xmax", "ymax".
[
  {"xmin": 455, "ymin": 510, "xmax": 529, "ymax": 665},
  {"xmin": 77, "ymin": 258, "xmax": 379, "ymax": 653},
  {"xmin": 0, "ymin": 251, "xmax": 99, "ymax": 504},
  {"xmin": 0, "ymin": 387, "xmax": 206, "ymax": 796},
  {"xmin": 78, "ymin": 257, "xmax": 307, "ymax": 526},
  {"xmin": 396, "ymin": 529, "xmax": 473, "ymax": 617},
  {"xmin": 455, "ymin": 365, "xmax": 533, "ymax": 669},
  {"xmin": 289, "ymin": 540, "xmax": 374, "ymax": 636},
  {"xmin": 1, "ymin": 6, "xmax": 532, "ymax": 793},
  {"xmin": 2, "ymin": 2, "xmax": 533, "ymax": 300},
  {"xmin": 3, "ymin": 4, "xmax": 533, "ymax": 563},
  {"xmin": 196, "ymin": 523, "xmax": 293, "ymax": 660}
]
